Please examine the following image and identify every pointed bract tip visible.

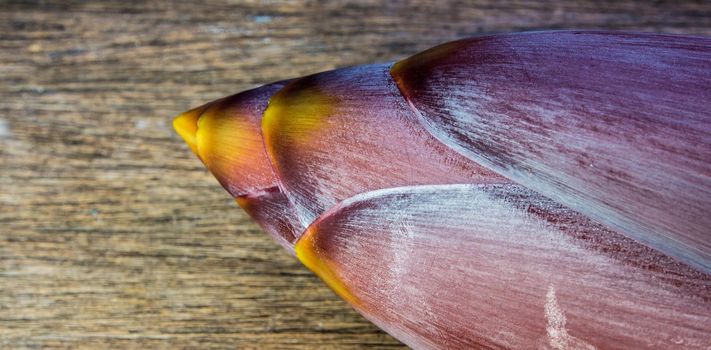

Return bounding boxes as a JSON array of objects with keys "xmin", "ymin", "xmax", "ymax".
[
  {"xmin": 173, "ymin": 104, "xmax": 210, "ymax": 158},
  {"xmin": 295, "ymin": 228, "xmax": 358, "ymax": 306}
]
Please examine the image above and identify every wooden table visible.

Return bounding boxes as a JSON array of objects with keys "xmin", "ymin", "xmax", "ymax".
[{"xmin": 1, "ymin": 1, "xmax": 709, "ymax": 348}]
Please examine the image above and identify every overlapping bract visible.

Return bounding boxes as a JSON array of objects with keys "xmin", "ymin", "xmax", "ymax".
[
  {"xmin": 298, "ymin": 184, "xmax": 711, "ymax": 349},
  {"xmin": 173, "ymin": 81, "xmax": 305, "ymax": 248},
  {"xmin": 392, "ymin": 31, "xmax": 711, "ymax": 273},
  {"xmin": 174, "ymin": 31, "xmax": 711, "ymax": 349},
  {"xmin": 262, "ymin": 63, "xmax": 505, "ymax": 226}
]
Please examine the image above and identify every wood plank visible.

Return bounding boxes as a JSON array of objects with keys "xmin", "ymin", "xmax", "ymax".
[{"xmin": 1, "ymin": 1, "xmax": 709, "ymax": 348}]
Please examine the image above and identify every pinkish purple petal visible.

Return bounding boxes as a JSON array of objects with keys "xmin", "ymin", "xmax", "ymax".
[
  {"xmin": 297, "ymin": 184, "xmax": 711, "ymax": 349},
  {"xmin": 262, "ymin": 64, "xmax": 506, "ymax": 226},
  {"xmin": 392, "ymin": 31, "xmax": 711, "ymax": 272}
]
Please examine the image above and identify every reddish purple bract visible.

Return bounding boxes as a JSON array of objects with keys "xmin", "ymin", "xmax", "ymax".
[{"xmin": 174, "ymin": 31, "xmax": 711, "ymax": 349}]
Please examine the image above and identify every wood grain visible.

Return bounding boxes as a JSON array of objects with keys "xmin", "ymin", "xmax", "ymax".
[{"xmin": 0, "ymin": 1, "xmax": 709, "ymax": 349}]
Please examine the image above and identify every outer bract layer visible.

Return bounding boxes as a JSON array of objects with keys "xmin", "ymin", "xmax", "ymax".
[
  {"xmin": 262, "ymin": 64, "xmax": 505, "ymax": 226},
  {"xmin": 174, "ymin": 31, "xmax": 711, "ymax": 350},
  {"xmin": 392, "ymin": 31, "xmax": 711, "ymax": 273},
  {"xmin": 297, "ymin": 184, "xmax": 711, "ymax": 349}
]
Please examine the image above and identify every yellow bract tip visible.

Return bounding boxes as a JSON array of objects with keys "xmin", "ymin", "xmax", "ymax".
[
  {"xmin": 235, "ymin": 196, "xmax": 251, "ymax": 209},
  {"xmin": 295, "ymin": 228, "xmax": 358, "ymax": 305},
  {"xmin": 173, "ymin": 106, "xmax": 205, "ymax": 157},
  {"xmin": 262, "ymin": 83, "xmax": 336, "ymax": 151}
]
